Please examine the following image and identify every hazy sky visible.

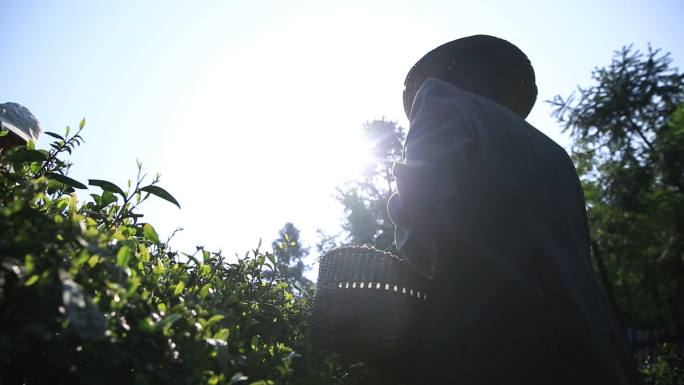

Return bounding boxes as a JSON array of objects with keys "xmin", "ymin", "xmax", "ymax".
[{"xmin": 2, "ymin": 0, "xmax": 683, "ymax": 263}]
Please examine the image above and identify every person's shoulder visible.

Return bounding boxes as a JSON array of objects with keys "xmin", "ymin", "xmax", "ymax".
[
  {"xmin": 413, "ymin": 78, "xmax": 473, "ymax": 105},
  {"xmin": 412, "ymin": 78, "xmax": 520, "ymax": 122},
  {"xmin": 409, "ymin": 79, "xmax": 569, "ymax": 157},
  {"xmin": 415, "ymin": 78, "xmax": 460, "ymax": 94},
  {"xmin": 409, "ymin": 78, "xmax": 482, "ymax": 123}
]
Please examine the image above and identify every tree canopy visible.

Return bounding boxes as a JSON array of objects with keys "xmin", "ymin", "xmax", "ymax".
[
  {"xmin": 271, "ymin": 222, "xmax": 312, "ymax": 292},
  {"xmin": 322, "ymin": 119, "xmax": 406, "ymax": 253},
  {"xmin": 551, "ymin": 45, "xmax": 684, "ymax": 380}
]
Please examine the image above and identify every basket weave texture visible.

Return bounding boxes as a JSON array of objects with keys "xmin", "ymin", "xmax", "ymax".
[{"xmin": 310, "ymin": 246, "xmax": 432, "ymax": 365}]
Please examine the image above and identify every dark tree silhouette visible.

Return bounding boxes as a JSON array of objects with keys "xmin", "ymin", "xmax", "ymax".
[
  {"xmin": 550, "ymin": 45, "xmax": 684, "ymax": 369},
  {"xmin": 320, "ymin": 119, "xmax": 406, "ymax": 253},
  {"xmin": 272, "ymin": 222, "xmax": 312, "ymax": 291}
]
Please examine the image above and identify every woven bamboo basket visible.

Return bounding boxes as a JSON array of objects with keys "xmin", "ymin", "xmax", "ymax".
[{"xmin": 310, "ymin": 246, "xmax": 432, "ymax": 366}]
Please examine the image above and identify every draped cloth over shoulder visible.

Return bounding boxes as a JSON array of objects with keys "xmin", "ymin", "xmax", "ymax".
[{"xmin": 387, "ymin": 79, "xmax": 641, "ymax": 384}]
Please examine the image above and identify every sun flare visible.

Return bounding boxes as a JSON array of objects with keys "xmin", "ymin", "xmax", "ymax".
[{"xmin": 318, "ymin": 132, "xmax": 377, "ymax": 184}]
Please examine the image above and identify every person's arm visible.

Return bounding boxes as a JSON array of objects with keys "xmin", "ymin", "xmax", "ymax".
[{"xmin": 388, "ymin": 79, "xmax": 476, "ymax": 274}]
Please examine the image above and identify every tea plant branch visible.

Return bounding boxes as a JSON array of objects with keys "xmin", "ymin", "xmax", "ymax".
[{"xmin": 36, "ymin": 125, "xmax": 85, "ymax": 178}]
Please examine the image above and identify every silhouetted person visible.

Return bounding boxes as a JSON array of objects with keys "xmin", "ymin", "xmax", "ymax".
[
  {"xmin": 0, "ymin": 102, "xmax": 41, "ymax": 153},
  {"xmin": 388, "ymin": 35, "xmax": 641, "ymax": 384}
]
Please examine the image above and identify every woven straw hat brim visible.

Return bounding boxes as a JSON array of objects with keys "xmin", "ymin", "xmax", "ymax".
[
  {"xmin": 403, "ymin": 34, "xmax": 537, "ymax": 119},
  {"xmin": 0, "ymin": 118, "xmax": 34, "ymax": 143}
]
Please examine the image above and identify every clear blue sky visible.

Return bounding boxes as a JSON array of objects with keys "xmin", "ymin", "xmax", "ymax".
[{"xmin": 2, "ymin": 0, "xmax": 683, "ymax": 263}]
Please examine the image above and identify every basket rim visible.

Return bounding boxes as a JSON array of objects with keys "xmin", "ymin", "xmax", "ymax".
[{"xmin": 319, "ymin": 245, "xmax": 433, "ymax": 280}]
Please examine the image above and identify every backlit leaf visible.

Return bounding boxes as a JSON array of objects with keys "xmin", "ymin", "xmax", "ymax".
[
  {"xmin": 44, "ymin": 131, "xmax": 65, "ymax": 141},
  {"xmin": 25, "ymin": 275, "xmax": 39, "ymax": 286},
  {"xmin": 7, "ymin": 148, "xmax": 48, "ymax": 164},
  {"xmin": 161, "ymin": 313, "xmax": 182, "ymax": 327},
  {"xmin": 143, "ymin": 223, "xmax": 159, "ymax": 243},
  {"xmin": 206, "ymin": 314, "xmax": 224, "ymax": 327},
  {"xmin": 47, "ymin": 172, "xmax": 87, "ymax": 189},
  {"xmin": 199, "ymin": 283, "xmax": 211, "ymax": 298},
  {"xmin": 87, "ymin": 254, "xmax": 100, "ymax": 268},
  {"xmin": 139, "ymin": 185, "xmax": 180, "ymax": 208},
  {"xmin": 24, "ymin": 254, "xmax": 35, "ymax": 274},
  {"xmin": 88, "ymin": 179, "xmax": 125, "ymax": 197},
  {"xmin": 116, "ymin": 246, "xmax": 131, "ymax": 267},
  {"xmin": 214, "ymin": 328, "xmax": 230, "ymax": 341},
  {"xmin": 173, "ymin": 281, "xmax": 185, "ymax": 296}
]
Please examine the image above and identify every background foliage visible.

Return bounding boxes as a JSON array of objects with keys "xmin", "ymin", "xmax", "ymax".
[
  {"xmin": 551, "ymin": 45, "xmax": 684, "ymax": 383},
  {"xmin": 318, "ymin": 119, "xmax": 405, "ymax": 254}
]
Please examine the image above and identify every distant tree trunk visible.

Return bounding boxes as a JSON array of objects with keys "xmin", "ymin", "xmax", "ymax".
[
  {"xmin": 645, "ymin": 270, "xmax": 668, "ymax": 330},
  {"xmin": 591, "ymin": 240, "xmax": 624, "ymax": 327},
  {"xmin": 667, "ymin": 296, "xmax": 684, "ymax": 359},
  {"xmin": 670, "ymin": 219, "xmax": 684, "ymax": 355},
  {"xmin": 613, "ymin": 250, "xmax": 636, "ymax": 317}
]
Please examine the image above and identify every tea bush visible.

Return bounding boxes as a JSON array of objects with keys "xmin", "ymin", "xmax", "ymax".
[
  {"xmin": 641, "ymin": 344, "xmax": 684, "ymax": 385},
  {"xmin": 0, "ymin": 122, "xmax": 360, "ymax": 385}
]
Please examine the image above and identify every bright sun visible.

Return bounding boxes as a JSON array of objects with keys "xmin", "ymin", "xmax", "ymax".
[{"xmin": 321, "ymin": 131, "xmax": 376, "ymax": 183}]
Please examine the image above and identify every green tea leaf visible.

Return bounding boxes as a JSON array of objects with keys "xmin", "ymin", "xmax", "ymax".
[
  {"xmin": 126, "ymin": 276, "xmax": 141, "ymax": 296},
  {"xmin": 24, "ymin": 254, "xmax": 35, "ymax": 274},
  {"xmin": 7, "ymin": 148, "xmax": 48, "ymax": 164},
  {"xmin": 47, "ymin": 172, "xmax": 87, "ymax": 189},
  {"xmin": 88, "ymin": 179, "xmax": 125, "ymax": 197},
  {"xmin": 199, "ymin": 283, "xmax": 211, "ymax": 299},
  {"xmin": 44, "ymin": 131, "xmax": 65, "ymax": 141},
  {"xmin": 206, "ymin": 314, "xmax": 224, "ymax": 327},
  {"xmin": 79, "ymin": 117, "xmax": 86, "ymax": 130},
  {"xmin": 143, "ymin": 223, "xmax": 159, "ymax": 243},
  {"xmin": 74, "ymin": 249, "xmax": 90, "ymax": 267},
  {"xmin": 154, "ymin": 259, "xmax": 166, "ymax": 274},
  {"xmin": 100, "ymin": 191, "xmax": 118, "ymax": 207},
  {"xmin": 87, "ymin": 254, "xmax": 100, "ymax": 268},
  {"xmin": 214, "ymin": 328, "xmax": 230, "ymax": 341},
  {"xmin": 138, "ymin": 244, "xmax": 150, "ymax": 262},
  {"xmin": 161, "ymin": 313, "xmax": 182, "ymax": 327},
  {"xmin": 200, "ymin": 264, "xmax": 211, "ymax": 277},
  {"xmin": 139, "ymin": 185, "xmax": 181, "ymax": 208},
  {"xmin": 116, "ymin": 246, "xmax": 131, "ymax": 267},
  {"xmin": 25, "ymin": 275, "xmax": 40, "ymax": 286},
  {"xmin": 250, "ymin": 335, "xmax": 259, "ymax": 351},
  {"xmin": 173, "ymin": 281, "xmax": 185, "ymax": 296}
]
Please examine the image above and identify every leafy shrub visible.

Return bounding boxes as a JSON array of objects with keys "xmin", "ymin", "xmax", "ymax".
[
  {"xmin": 0, "ymin": 122, "xmax": 360, "ymax": 385},
  {"xmin": 641, "ymin": 344, "xmax": 684, "ymax": 385}
]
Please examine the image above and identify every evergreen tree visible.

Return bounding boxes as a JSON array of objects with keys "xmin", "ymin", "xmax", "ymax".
[
  {"xmin": 321, "ymin": 119, "xmax": 406, "ymax": 253},
  {"xmin": 272, "ymin": 222, "xmax": 312, "ymax": 290},
  {"xmin": 550, "ymin": 45, "xmax": 684, "ymax": 360}
]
